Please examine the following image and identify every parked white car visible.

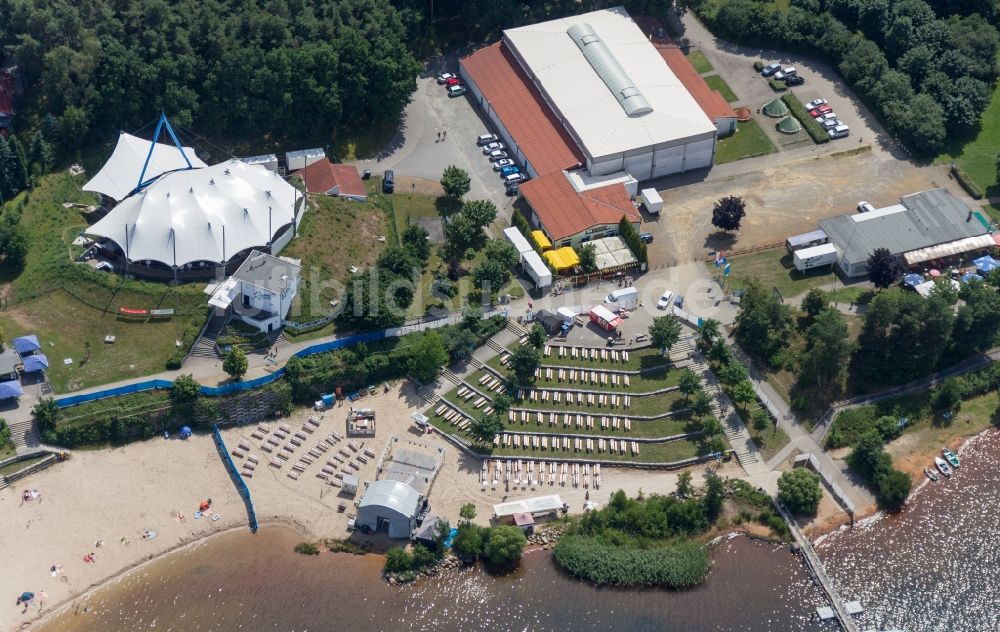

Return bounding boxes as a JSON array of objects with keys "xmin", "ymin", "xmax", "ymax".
[
  {"xmin": 805, "ymin": 98, "xmax": 828, "ymax": 110},
  {"xmin": 656, "ymin": 290, "xmax": 674, "ymax": 310},
  {"xmin": 492, "ymin": 158, "xmax": 514, "ymax": 171},
  {"xmin": 482, "ymin": 142, "xmax": 505, "ymax": 154}
]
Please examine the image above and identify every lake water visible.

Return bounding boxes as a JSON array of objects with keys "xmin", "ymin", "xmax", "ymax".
[{"xmin": 36, "ymin": 529, "xmax": 825, "ymax": 632}]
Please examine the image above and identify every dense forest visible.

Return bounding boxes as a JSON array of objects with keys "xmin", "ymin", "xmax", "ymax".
[
  {"xmin": 0, "ymin": 0, "xmax": 422, "ymax": 153},
  {"xmin": 691, "ymin": 0, "xmax": 1000, "ymax": 157}
]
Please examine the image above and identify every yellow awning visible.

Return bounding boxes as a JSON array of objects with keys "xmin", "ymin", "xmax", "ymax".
[
  {"xmin": 543, "ymin": 247, "xmax": 580, "ymax": 271},
  {"xmin": 531, "ymin": 230, "xmax": 552, "ymax": 251}
]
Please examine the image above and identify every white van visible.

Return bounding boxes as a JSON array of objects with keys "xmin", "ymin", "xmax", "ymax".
[
  {"xmin": 828, "ymin": 124, "xmax": 850, "ymax": 139},
  {"xmin": 606, "ymin": 287, "xmax": 639, "ymax": 310},
  {"xmin": 774, "ymin": 67, "xmax": 797, "ymax": 80},
  {"xmin": 504, "ymin": 173, "xmax": 526, "ymax": 184}
]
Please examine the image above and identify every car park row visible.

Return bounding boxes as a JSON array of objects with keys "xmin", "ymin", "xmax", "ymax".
[
  {"xmin": 760, "ymin": 64, "xmax": 850, "ymax": 140},
  {"xmin": 476, "ymin": 132, "xmax": 527, "ymax": 196}
]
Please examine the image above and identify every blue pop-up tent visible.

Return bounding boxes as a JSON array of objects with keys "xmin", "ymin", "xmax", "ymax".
[
  {"xmin": 960, "ymin": 272, "xmax": 984, "ymax": 284},
  {"xmin": 22, "ymin": 353, "xmax": 49, "ymax": 372},
  {"xmin": 12, "ymin": 335, "xmax": 40, "ymax": 356},
  {"xmin": 0, "ymin": 381, "xmax": 24, "ymax": 399},
  {"xmin": 973, "ymin": 255, "xmax": 999, "ymax": 274},
  {"xmin": 902, "ymin": 273, "xmax": 924, "ymax": 288}
]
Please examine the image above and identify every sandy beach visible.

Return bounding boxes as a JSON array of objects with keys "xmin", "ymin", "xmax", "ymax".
[{"xmin": 2, "ymin": 382, "xmax": 743, "ymax": 632}]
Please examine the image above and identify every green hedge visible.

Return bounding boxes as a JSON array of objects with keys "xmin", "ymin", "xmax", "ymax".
[
  {"xmin": 781, "ymin": 93, "xmax": 830, "ymax": 144},
  {"xmin": 952, "ymin": 164, "xmax": 985, "ymax": 200},
  {"xmin": 553, "ymin": 536, "xmax": 710, "ymax": 588},
  {"xmin": 767, "ymin": 78, "xmax": 787, "ymax": 92},
  {"xmin": 752, "ymin": 60, "xmax": 765, "ymax": 72},
  {"xmin": 618, "ymin": 217, "xmax": 648, "ymax": 265}
]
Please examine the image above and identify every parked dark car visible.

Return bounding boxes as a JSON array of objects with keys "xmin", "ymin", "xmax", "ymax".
[
  {"xmin": 639, "ymin": 232, "xmax": 654, "ymax": 244},
  {"xmin": 382, "ymin": 170, "xmax": 394, "ymax": 193},
  {"xmin": 761, "ymin": 63, "xmax": 781, "ymax": 76},
  {"xmin": 784, "ymin": 75, "xmax": 805, "ymax": 86},
  {"xmin": 505, "ymin": 183, "xmax": 519, "ymax": 197}
]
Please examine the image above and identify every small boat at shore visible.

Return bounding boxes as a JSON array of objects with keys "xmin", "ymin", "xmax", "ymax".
[
  {"xmin": 943, "ymin": 447, "xmax": 960, "ymax": 468},
  {"xmin": 924, "ymin": 467, "xmax": 939, "ymax": 482},
  {"xmin": 935, "ymin": 456, "xmax": 952, "ymax": 477}
]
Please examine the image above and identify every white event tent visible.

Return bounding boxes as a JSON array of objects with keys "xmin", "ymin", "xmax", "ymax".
[
  {"xmin": 87, "ymin": 159, "xmax": 299, "ymax": 268},
  {"xmin": 83, "ymin": 132, "xmax": 207, "ymax": 202}
]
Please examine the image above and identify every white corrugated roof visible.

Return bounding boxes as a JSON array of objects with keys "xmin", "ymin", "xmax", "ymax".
[
  {"xmin": 503, "ymin": 226, "xmax": 533, "ymax": 255},
  {"xmin": 87, "ymin": 159, "xmax": 298, "ymax": 267},
  {"xmin": 493, "ymin": 494, "xmax": 564, "ymax": 517},
  {"xmin": 84, "ymin": 133, "xmax": 207, "ymax": 201},
  {"xmin": 503, "ymin": 7, "xmax": 715, "ymax": 161}
]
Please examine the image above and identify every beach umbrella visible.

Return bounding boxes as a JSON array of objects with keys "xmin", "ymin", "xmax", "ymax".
[
  {"xmin": 903, "ymin": 273, "xmax": 924, "ymax": 287},
  {"xmin": 929, "ymin": 269, "xmax": 941, "ymax": 277}
]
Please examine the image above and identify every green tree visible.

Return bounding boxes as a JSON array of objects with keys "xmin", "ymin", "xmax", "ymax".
[
  {"xmin": 702, "ymin": 474, "xmax": 725, "ymax": 521},
  {"xmin": 578, "ymin": 244, "xmax": 598, "ymax": 272},
  {"xmin": 402, "ymin": 224, "xmax": 431, "ymax": 262},
  {"xmin": 472, "ymin": 259, "xmax": 507, "ymax": 293},
  {"xmin": 408, "ymin": 332, "xmax": 448, "ymax": 383},
  {"xmin": 733, "ymin": 280, "xmax": 793, "ymax": 367},
  {"xmin": 751, "ymin": 408, "xmax": 771, "ymax": 435},
  {"xmin": 0, "ymin": 419, "xmax": 10, "ymax": 450},
  {"xmin": 441, "ymin": 165, "xmax": 471, "ymax": 199},
  {"xmin": 689, "ymin": 390, "xmax": 713, "ymax": 420},
  {"xmin": 711, "ymin": 195, "xmax": 746, "ymax": 232},
  {"xmin": 717, "ymin": 361, "xmax": 748, "ymax": 387},
  {"xmin": 384, "ymin": 547, "xmax": 412, "ymax": 573},
  {"xmin": 697, "ymin": 318, "xmax": 721, "ymax": 353},
  {"xmin": 867, "ymin": 247, "xmax": 900, "ymax": 290},
  {"xmin": 932, "ymin": 377, "xmax": 963, "ymax": 414},
  {"xmin": 483, "ymin": 525, "xmax": 527, "ymax": 566},
  {"xmin": 876, "ymin": 468, "xmax": 911, "ymax": 510},
  {"xmin": 799, "ymin": 308, "xmax": 851, "ymax": 390},
  {"xmin": 848, "ymin": 430, "xmax": 892, "ymax": 481},
  {"xmin": 649, "ymin": 316, "xmax": 682, "ymax": 354},
  {"xmin": 484, "ymin": 239, "xmax": 519, "ymax": 269},
  {"xmin": 678, "ymin": 369, "xmax": 702, "ymax": 402},
  {"xmin": 461, "ymin": 199, "xmax": 498, "ymax": 229},
  {"xmin": 491, "ymin": 393, "xmax": 513, "ymax": 415},
  {"xmin": 730, "ymin": 380, "xmax": 756, "ymax": 411},
  {"xmin": 777, "ymin": 469, "xmax": 822, "ymax": 515},
  {"xmin": 223, "ymin": 346, "xmax": 248, "ymax": 381},
  {"xmin": 28, "ymin": 130, "xmax": 53, "ymax": 179},
  {"xmin": 170, "ymin": 374, "xmax": 201, "ymax": 403},
  {"xmin": 508, "ymin": 344, "xmax": 540, "ymax": 387},
  {"xmin": 800, "ymin": 288, "xmax": 828, "ymax": 317},
  {"xmin": 412, "ymin": 542, "xmax": 437, "ymax": 567},
  {"xmin": 452, "ymin": 523, "xmax": 484, "ymax": 559},
  {"xmin": 528, "ymin": 323, "xmax": 547, "ymax": 349},
  {"xmin": 459, "ymin": 502, "xmax": 477, "ymax": 524},
  {"xmin": 676, "ymin": 471, "xmax": 693, "ymax": 498},
  {"xmin": 469, "ymin": 411, "xmax": 503, "ymax": 444}
]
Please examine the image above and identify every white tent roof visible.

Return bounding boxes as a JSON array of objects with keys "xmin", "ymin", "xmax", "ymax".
[
  {"xmin": 87, "ymin": 159, "xmax": 299, "ymax": 267},
  {"xmin": 358, "ymin": 480, "xmax": 421, "ymax": 518},
  {"xmin": 83, "ymin": 133, "xmax": 207, "ymax": 201},
  {"xmin": 493, "ymin": 494, "xmax": 564, "ymax": 517}
]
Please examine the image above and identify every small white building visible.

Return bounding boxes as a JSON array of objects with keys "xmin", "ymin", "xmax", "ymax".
[
  {"xmin": 240, "ymin": 154, "xmax": 279, "ymax": 172},
  {"xmin": 285, "ymin": 148, "xmax": 325, "ymax": 171},
  {"xmin": 206, "ymin": 250, "xmax": 301, "ymax": 333},
  {"xmin": 357, "ymin": 479, "xmax": 423, "ymax": 538}
]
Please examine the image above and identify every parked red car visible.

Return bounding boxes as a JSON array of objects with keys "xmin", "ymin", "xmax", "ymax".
[
  {"xmin": 809, "ymin": 104, "xmax": 833, "ymax": 118},
  {"xmin": 446, "ymin": 77, "xmax": 460, "ymax": 87}
]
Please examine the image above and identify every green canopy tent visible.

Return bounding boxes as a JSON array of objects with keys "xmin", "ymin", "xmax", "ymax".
[
  {"xmin": 776, "ymin": 116, "xmax": 801, "ymax": 134},
  {"xmin": 762, "ymin": 98, "xmax": 789, "ymax": 118}
]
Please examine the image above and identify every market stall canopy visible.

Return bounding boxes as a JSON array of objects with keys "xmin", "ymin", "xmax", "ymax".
[
  {"xmin": 0, "ymin": 381, "xmax": 24, "ymax": 398},
  {"xmin": 22, "ymin": 353, "xmax": 49, "ymax": 372},
  {"xmin": 12, "ymin": 334, "xmax": 40, "ymax": 355},
  {"xmin": 960, "ymin": 272, "xmax": 984, "ymax": 284},
  {"xmin": 902, "ymin": 273, "xmax": 924, "ymax": 287},
  {"xmin": 84, "ymin": 132, "xmax": 207, "ymax": 202},
  {"xmin": 531, "ymin": 230, "xmax": 552, "ymax": 251},
  {"xmin": 973, "ymin": 255, "xmax": 999, "ymax": 274},
  {"xmin": 543, "ymin": 247, "xmax": 580, "ymax": 270}
]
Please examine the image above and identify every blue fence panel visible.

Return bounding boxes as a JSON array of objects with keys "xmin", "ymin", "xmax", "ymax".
[{"xmin": 211, "ymin": 423, "xmax": 258, "ymax": 533}]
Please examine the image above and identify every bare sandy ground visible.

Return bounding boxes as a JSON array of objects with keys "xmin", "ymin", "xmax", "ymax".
[{"xmin": 1, "ymin": 382, "xmax": 742, "ymax": 631}]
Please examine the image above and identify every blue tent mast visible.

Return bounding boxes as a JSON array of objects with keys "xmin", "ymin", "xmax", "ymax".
[{"xmin": 133, "ymin": 112, "xmax": 194, "ymax": 194}]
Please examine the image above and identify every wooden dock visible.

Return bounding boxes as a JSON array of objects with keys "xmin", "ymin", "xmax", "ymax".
[{"xmin": 775, "ymin": 501, "xmax": 859, "ymax": 632}]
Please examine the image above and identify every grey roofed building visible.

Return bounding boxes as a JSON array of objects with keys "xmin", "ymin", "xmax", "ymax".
[
  {"xmin": 818, "ymin": 188, "xmax": 988, "ymax": 278},
  {"xmin": 233, "ymin": 250, "xmax": 301, "ymax": 293},
  {"xmin": 356, "ymin": 479, "xmax": 423, "ymax": 538},
  {"xmin": 0, "ymin": 348, "xmax": 19, "ymax": 380}
]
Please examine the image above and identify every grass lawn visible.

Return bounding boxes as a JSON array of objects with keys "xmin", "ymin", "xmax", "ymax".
[
  {"xmin": 704, "ymin": 75, "xmax": 739, "ymax": 103},
  {"xmin": 688, "ymin": 50, "xmax": 714, "ymax": 74},
  {"xmin": 712, "ymin": 247, "xmax": 834, "ymax": 299},
  {"xmin": 715, "ymin": 119, "xmax": 777, "ymax": 164},
  {"xmin": 981, "ymin": 203, "xmax": 1000, "ymax": 226},
  {"xmin": 0, "ymin": 442, "xmax": 14, "ymax": 460},
  {"xmin": 825, "ymin": 286, "xmax": 872, "ymax": 305},
  {"xmin": 751, "ymin": 424, "xmax": 791, "ymax": 462},
  {"xmin": 490, "ymin": 345, "xmax": 667, "ymax": 374},
  {"xmin": 0, "ymin": 173, "xmax": 208, "ymax": 391},
  {"xmin": 935, "ymin": 54, "xmax": 1000, "ymax": 197},
  {"xmin": 0, "ymin": 453, "xmax": 50, "ymax": 478}
]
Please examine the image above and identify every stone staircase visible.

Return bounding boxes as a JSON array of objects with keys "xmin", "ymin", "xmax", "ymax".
[
  {"xmin": 668, "ymin": 337, "xmax": 696, "ymax": 363},
  {"xmin": 505, "ymin": 319, "xmax": 529, "ymax": 340},
  {"xmin": 692, "ymin": 357, "xmax": 761, "ymax": 471},
  {"xmin": 439, "ymin": 367, "xmax": 462, "ymax": 387},
  {"xmin": 190, "ymin": 311, "xmax": 229, "ymax": 359},
  {"xmin": 8, "ymin": 416, "xmax": 41, "ymax": 452},
  {"xmin": 487, "ymin": 338, "xmax": 508, "ymax": 355}
]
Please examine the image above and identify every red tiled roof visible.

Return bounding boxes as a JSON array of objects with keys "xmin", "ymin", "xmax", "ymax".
[
  {"xmin": 460, "ymin": 43, "xmax": 584, "ymax": 176},
  {"xmin": 520, "ymin": 171, "xmax": 640, "ymax": 242},
  {"xmin": 657, "ymin": 45, "xmax": 737, "ymax": 122},
  {"xmin": 329, "ymin": 164, "xmax": 367, "ymax": 199},
  {"xmin": 295, "ymin": 160, "xmax": 367, "ymax": 199}
]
